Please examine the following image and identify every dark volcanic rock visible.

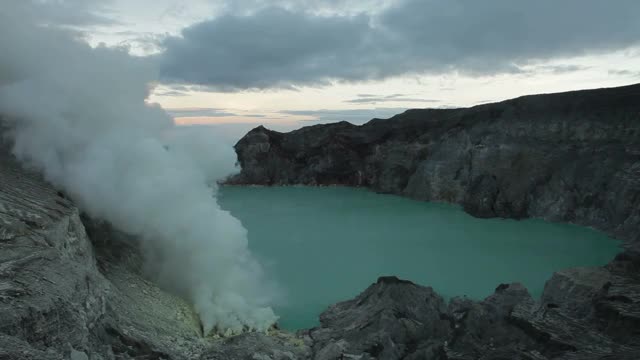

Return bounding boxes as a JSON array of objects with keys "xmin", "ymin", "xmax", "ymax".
[
  {"xmin": 229, "ymin": 83, "xmax": 640, "ymax": 248},
  {"xmin": 309, "ymin": 277, "xmax": 451, "ymax": 359},
  {"xmin": 307, "ymin": 267, "xmax": 640, "ymax": 360},
  {"xmin": 0, "ymin": 142, "xmax": 210, "ymax": 359},
  {"xmin": 0, "ymin": 139, "xmax": 314, "ymax": 359},
  {"xmin": 2, "ymin": 84, "xmax": 640, "ymax": 359},
  {"xmin": 509, "ymin": 253, "xmax": 640, "ymax": 359},
  {"xmin": 227, "ymin": 83, "xmax": 640, "ymax": 359}
]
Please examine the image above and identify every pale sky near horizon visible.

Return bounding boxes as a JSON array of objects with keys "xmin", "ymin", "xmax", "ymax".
[{"xmin": 21, "ymin": 0, "xmax": 640, "ymax": 130}]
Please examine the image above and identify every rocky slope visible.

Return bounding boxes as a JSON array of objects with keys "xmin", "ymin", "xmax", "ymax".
[
  {"xmin": 0, "ymin": 141, "xmax": 307, "ymax": 359},
  {"xmin": 1, "ymin": 84, "xmax": 639, "ymax": 359},
  {"xmin": 0, "ymin": 142, "xmax": 200, "ymax": 359},
  {"xmin": 228, "ymin": 83, "xmax": 640, "ymax": 250},
  {"xmin": 225, "ymin": 83, "xmax": 640, "ymax": 358}
]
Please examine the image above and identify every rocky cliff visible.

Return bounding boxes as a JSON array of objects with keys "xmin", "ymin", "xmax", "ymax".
[
  {"xmin": 0, "ymin": 142, "xmax": 203, "ymax": 359},
  {"xmin": 224, "ymin": 83, "xmax": 640, "ymax": 358},
  {"xmin": 1, "ymin": 84, "xmax": 640, "ymax": 359},
  {"xmin": 0, "ymin": 142, "xmax": 308, "ymax": 359},
  {"xmin": 229, "ymin": 83, "xmax": 640, "ymax": 250}
]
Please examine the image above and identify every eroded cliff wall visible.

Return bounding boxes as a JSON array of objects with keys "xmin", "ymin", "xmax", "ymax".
[{"xmin": 229, "ymin": 84, "xmax": 640, "ymax": 248}]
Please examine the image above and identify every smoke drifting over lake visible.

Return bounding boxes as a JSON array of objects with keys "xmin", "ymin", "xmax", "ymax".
[{"xmin": 0, "ymin": 5, "xmax": 277, "ymax": 333}]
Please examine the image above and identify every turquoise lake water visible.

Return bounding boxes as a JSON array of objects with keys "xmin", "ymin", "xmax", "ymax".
[{"xmin": 218, "ymin": 186, "xmax": 620, "ymax": 330}]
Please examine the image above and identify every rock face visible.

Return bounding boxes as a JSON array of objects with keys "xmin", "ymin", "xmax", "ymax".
[
  {"xmin": 0, "ymin": 141, "xmax": 310, "ymax": 359},
  {"xmin": 0, "ymin": 154, "xmax": 638, "ymax": 360},
  {"xmin": 2, "ymin": 84, "xmax": 640, "ymax": 359},
  {"xmin": 306, "ymin": 266, "xmax": 640, "ymax": 360},
  {"xmin": 0, "ymin": 142, "xmax": 203, "ymax": 359},
  {"xmin": 225, "ymin": 83, "xmax": 640, "ymax": 358},
  {"xmin": 228, "ymin": 83, "xmax": 640, "ymax": 248},
  {"xmin": 0, "ymin": 142, "xmax": 111, "ymax": 359}
]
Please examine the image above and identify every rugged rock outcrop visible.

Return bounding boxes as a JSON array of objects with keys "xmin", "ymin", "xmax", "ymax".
[
  {"xmin": 2, "ymin": 84, "xmax": 640, "ymax": 359},
  {"xmin": 302, "ymin": 263, "xmax": 640, "ymax": 360},
  {"xmin": 0, "ymin": 142, "xmax": 203, "ymax": 359},
  {"xmin": 228, "ymin": 83, "xmax": 640, "ymax": 249},
  {"xmin": 0, "ymin": 142, "xmax": 309, "ymax": 359},
  {"xmin": 1, "ymin": 137, "xmax": 639, "ymax": 359},
  {"xmin": 224, "ymin": 83, "xmax": 640, "ymax": 358}
]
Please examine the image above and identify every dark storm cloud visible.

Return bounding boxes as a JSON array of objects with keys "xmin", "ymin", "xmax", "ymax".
[
  {"xmin": 159, "ymin": 7, "xmax": 372, "ymax": 90},
  {"xmin": 158, "ymin": 0, "xmax": 640, "ymax": 90},
  {"xmin": 377, "ymin": 0, "xmax": 640, "ymax": 73}
]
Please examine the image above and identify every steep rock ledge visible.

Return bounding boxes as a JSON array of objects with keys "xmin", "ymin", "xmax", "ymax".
[
  {"xmin": 0, "ymin": 143, "xmax": 111, "ymax": 359},
  {"xmin": 307, "ymin": 267, "xmax": 640, "ymax": 359},
  {"xmin": 228, "ymin": 83, "xmax": 640, "ymax": 249},
  {"xmin": 2, "ymin": 84, "xmax": 639, "ymax": 360},
  {"xmin": 0, "ymin": 143, "xmax": 308, "ymax": 359},
  {"xmin": 0, "ymin": 144, "xmax": 205, "ymax": 359},
  {"xmin": 224, "ymin": 83, "xmax": 640, "ymax": 358},
  {"xmin": 0, "ymin": 141, "xmax": 639, "ymax": 358}
]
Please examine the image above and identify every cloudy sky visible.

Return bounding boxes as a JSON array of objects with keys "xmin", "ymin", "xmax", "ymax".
[{"xmin": 10, "ymin": 0, "xmax": 640, "ymax": 130}]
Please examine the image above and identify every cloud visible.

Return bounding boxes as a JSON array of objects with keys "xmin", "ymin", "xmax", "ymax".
[
  {"xmin": 525, "ymin": 64, "xmax": 590, "ymax": 75},
  {"xmin": 167, "ymin": 108, "xmax": 237, "ymax": 117},
  {"xmin": 167, "ymin": 108, "xmax": 269, "ymax": 119},
  {"xmin": 215, "ymin": 0, "xmax": 393, "ymax": 16},
  {"xmin": 157, "ymin": 0, "xmax": 640, "ymax": 90},
  {"xmin": 113, "ymin": 31, "xmax": 167, "ymax": 54},
  {"xmin": 153, "ymin": 85, "xmax": 191, "ymax": 97},
  {"xmin": 0, "ymin": 3, "xmax": 278, "ymax": 333},
  {"xmin": 344, "ymin": 94, "xmax": 440, "ymax": 104},
  {"xmin": 6, "ymin": 0, "xmax": 119, "ymax": 27},
  {"xmin": 158, "ymin": 7, "xmax": 372, "ymax": 90},
  {"xmin": 154, "ymin": 89, "xmax": 190, "ymax": 97},
  {"xmin": 608, "ymin": 69, "xmax": 640, "ymax": 78},
  {"xmin": 281, "ymin": 108, "xmax": 408, "ymax": 123}
]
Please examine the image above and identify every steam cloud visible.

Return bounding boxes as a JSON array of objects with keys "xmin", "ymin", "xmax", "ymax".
[{"xmin": 0, "ymin": 7, "xmax": 278, "ymax": 333}]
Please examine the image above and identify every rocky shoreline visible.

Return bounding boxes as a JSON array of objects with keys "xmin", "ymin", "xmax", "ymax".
[
  {"xmin": 225, "ymin": 83, "xmax": 640, "ymax": 358},
  {"xmin": 1, "ymin": 84, "xmax": 639, "ymax": 359},
  {"xmin": 228, "ymin": 84, "xmax": 640, "ymax": 249}
]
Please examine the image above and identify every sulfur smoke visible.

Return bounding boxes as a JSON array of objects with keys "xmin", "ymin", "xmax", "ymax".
[{"xmin": 0, "ymin": 7, "xmax": 278, "ymax": 333}]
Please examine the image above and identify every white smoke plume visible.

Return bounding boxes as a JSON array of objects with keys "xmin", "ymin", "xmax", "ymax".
[{"xmin": 0, "ymin": 4, "xmax": 278, "ymax": 333}]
